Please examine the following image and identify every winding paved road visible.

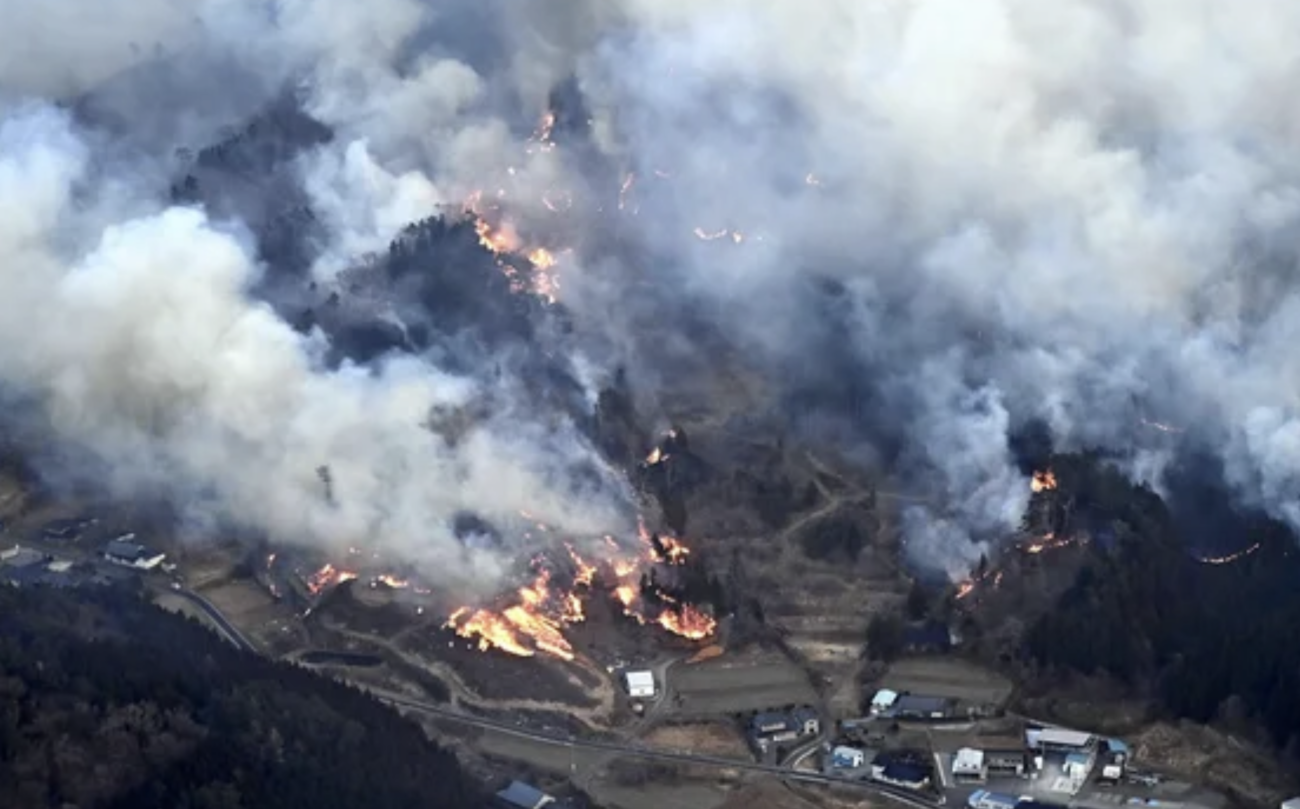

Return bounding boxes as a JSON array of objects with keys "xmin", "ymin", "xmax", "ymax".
[{"xmin": 169, "ymin": 586, "xmax": 258, "ymax": 652}]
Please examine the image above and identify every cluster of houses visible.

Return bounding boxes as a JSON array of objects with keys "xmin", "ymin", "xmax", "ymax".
[
  {"xmin": 1, "ymin": 528, "xmax": 168, "ymax": 589},
  {"xmin": 823, "ymin": 746, "xmax": 936, "ymax": 791}
]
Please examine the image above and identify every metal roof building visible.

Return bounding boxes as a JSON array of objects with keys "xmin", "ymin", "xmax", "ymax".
[
  {"xmin": 622, "ymin": 670, "xmax": 655, "ymax": 699},
  {"xmin": 892, "ymin": 694, "xmax": 953, "ymax": 718},
  {"xmin": 495, "ymin": 780, "xmax": 554, "ymax": 809},
  {"xmin": 1026, "ymin": 727, "xmax": 1094, "ymax": 749}
]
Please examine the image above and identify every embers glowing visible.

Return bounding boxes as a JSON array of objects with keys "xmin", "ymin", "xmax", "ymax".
[
  {"xmin": 1030, "ymin": 469, "xmax": 1058, "ymax": 493},
  {"xmin": 1021, "ymin": 532, "xmax": 1073, "ymax": 555},
  {"xmin": 1198, "ymin": 542, "xmax": 1261, "ymax": 565}
]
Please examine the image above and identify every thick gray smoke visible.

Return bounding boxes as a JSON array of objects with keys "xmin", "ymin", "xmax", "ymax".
[{"xmin": 4, "ymin": 0, "xmax": 1300, "ymax": 584}]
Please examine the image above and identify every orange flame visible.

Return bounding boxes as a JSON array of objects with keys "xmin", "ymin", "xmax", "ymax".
[
  {"xmin": 447, "ymin": 523, "xmax": 717, "ymax": 660},
  {"xmin": 656, "ymin": 604, "xmax": 717, "ymax": 640},
  {"xmin": 306, "ymin": 563, "xmax": 358, "ymax": 595},
  {"xmin": 374, "ymin": 574, "xmax": 410, "ymax": 589},
  {"xmin": 1030, "ymin": 469, "xmax": 1058, "ymax": 493},
  {"xmin": 464, "ymin": 200, "xmax": 561, "ymax": 304},
  {"xmin": 1021, "ymin": 532, "xmax": 1073, "ymax": 555}
]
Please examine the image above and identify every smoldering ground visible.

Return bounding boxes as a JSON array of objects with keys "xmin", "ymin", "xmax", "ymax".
[{"xmin": 4, "ymin": 0, "xmax": 1300, "ymax": 586}]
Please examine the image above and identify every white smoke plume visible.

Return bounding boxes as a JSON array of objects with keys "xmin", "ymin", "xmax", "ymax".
[{"xmin": 4, "ymin": 0, "xmax": 1300, "ymax": 582}]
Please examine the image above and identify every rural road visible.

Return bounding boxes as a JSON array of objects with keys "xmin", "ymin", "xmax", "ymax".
[
  {"xmin": 372, "ymin": 687, "xmax": 941, "ymax": 809},
  {"xmin": 169, "ymin": 585, "xmax": 258, "ymax": 652}
]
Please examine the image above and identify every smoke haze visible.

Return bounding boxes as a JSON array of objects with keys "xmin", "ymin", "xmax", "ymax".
[{"xmin": 4, "ymin": 0, "xmax": 1300, "ymax": 585}]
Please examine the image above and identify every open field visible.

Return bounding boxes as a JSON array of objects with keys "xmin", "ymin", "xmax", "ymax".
[
  {"xmin": 881, "ymin": 656, "xmax": 1013, "ymax": 708},
  {"xmin": 671, "ymin": 648, "xmax": 818, "ymax": 716},
  {"xmin": 590, "ymin": 759, "xmax": 740, "ymax": 809},
  {"xmin": 475, "ymin": 726, "xmax": 583, "ymax": 775},
  {"xmin": 642, "ymin": 722, "xmax": 751, "ymax": 759},
  {"xmin": 591, "ymin": 779, "xmax": 730, "ymax": 809}
]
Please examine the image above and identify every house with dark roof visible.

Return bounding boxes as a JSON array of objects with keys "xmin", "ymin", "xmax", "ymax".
[
  {"xmin": 891, "ymin": 694, "xmax": 954, "ymax": 720},
  {"xmin": 748, "ymin": 706, "xmax": 821, "ymax": 753},
  {"xmin": 103, "ymin": 536, "xmax": 166, "ymax": 570},
  {"xmin": 874, "ymin": 760, "xmax": 931, "ymax": 790}
]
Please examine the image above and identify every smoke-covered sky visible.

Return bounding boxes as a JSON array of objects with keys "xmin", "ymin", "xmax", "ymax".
[{"xmin": 4, "ymin": 0, "xmax": 1300, "ymax": 585}]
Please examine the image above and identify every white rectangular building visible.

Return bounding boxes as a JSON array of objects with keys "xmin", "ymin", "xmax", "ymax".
[
  {"xmin": 623, "ymin": 670, "xmax": 655, "ymax": 699},
  {"xmin": 869, "ymin": 688, "xmax": 899, "ymax": 714},
  {"xmin": 953, "ymin": 747, "xmax": 987, "ymax": 781}
]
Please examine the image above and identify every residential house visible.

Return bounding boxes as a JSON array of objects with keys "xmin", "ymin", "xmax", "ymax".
[
  {"xmin": 103, "ymin": 537, "xmax": 166, "ymax": 571},
  {"xmin": 749, "ymin": 707, "xmax": 820, "ymax": 753},
  {"xmin": 875, "ymin": 761, "xmax": 931, "ymax": 790}
]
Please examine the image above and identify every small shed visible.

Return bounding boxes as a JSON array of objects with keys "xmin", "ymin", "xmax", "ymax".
[
  {"xmin": 622, "ymin": 670, "xmax": 655, "ymax": 699},
  {"xmin": 870, "ymin": 688, "xmax": 899, "ymax": 714},
  {"xmin": 495, "ymin": 780, "xmax": 554, "ymax": 809},
  {"xmin": 1027, "ymin": 727, "xmax": 1093, "ymax": 750}
]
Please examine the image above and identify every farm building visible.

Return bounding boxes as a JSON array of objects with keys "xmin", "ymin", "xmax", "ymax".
[
  {"xmin": 952, "ymin": 747, "xmax": 986, "ymax": 781},
  {"xmin": 622, "ymin": 670, "xmax": 655, "ymax": 699},
  {"xmin": 892, "ymin": 694, "xmax": 954, "ymax": 720},
  {"xmin": 976, "ymin": 734, "xmax": 1028, "ymax": 776},
  {"xmin": 1026, "ymin": 727, "xmax": 1094, "ymax": 752}
]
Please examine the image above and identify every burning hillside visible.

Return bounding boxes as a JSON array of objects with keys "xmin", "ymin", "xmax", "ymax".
[{"xmin": 445, "ymin": 522, "xmax": 716, "ymax": 661}]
